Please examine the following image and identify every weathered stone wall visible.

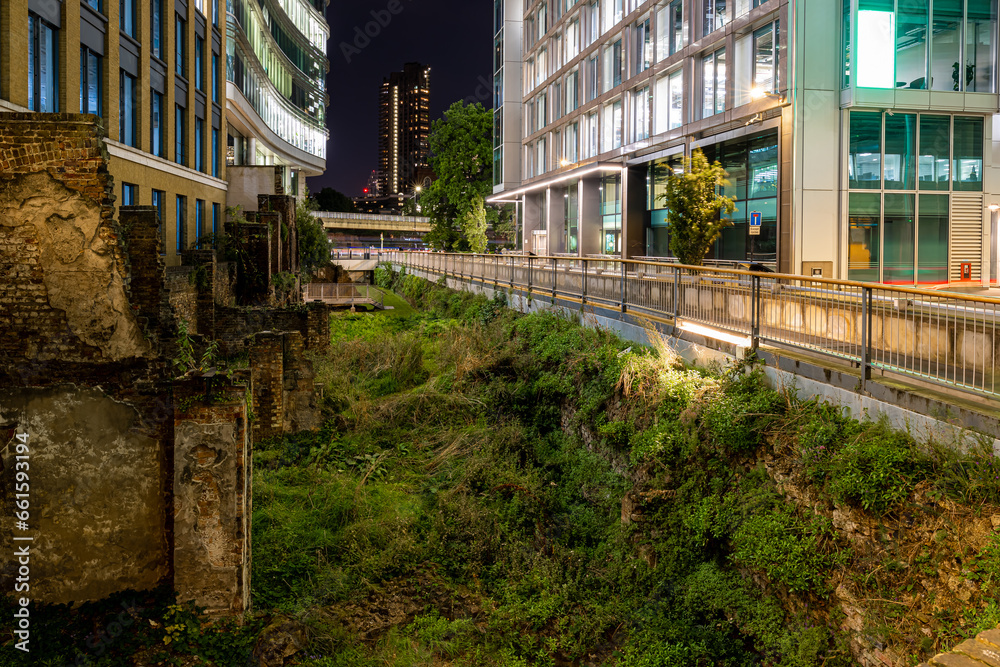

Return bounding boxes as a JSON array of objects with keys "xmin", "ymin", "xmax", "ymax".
[
  {"xmin": 258, "ymin": 195, "xmax": 298, "ymax": 276},
  {"xmin": 247, "ymin": 331, "xmax": 321, "ymax": 442},
  {"xmin": 215, "ymin": 261, "xmax": 236, "ymax": 307},
  {"xmin": 282, "ymin": 332, "xmax": 321, "ymax": 434},
  {"xmin": 120, "ymin": 206, "xmax": 167, "ymax": 344},
  {"xmin": 0, "ymin": 113, "xmax": 150, "ymax": 364},
  {"xmin": 0, "ymin": 385, "xmax": 170, "ymax": 604},
  {"xmin": 166, "ymin": 267, "xmax": 199, "ymax": 333},
  {"xmin": 249, "ymin": 333, "xmax": 285, "ymax": 442},
  {"xmin": 173, "ymin": 377, "xmax": 252, "ymax": 615},
  {"xmin": 215, "ymin": 303, "xmax": 331, "ymax": 357}
]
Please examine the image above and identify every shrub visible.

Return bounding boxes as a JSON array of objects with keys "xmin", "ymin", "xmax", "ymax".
[{"xmin": 827, "ymin": 422, "xmax": 924, "ymax": 515}]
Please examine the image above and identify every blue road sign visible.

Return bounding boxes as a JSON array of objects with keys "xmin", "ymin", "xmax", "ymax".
[{"xmin": 749, "ymin": 211, "xmax": 762, "ymax": 236}]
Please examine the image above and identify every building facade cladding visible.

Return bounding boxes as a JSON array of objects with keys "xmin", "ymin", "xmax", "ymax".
[
  {"xmin": 0, "ymin": 0, "xmax": 228, "ymax": 267},
  {"xmin": 496, "ymin": 0, "xmax": 1000, "ymax": 286},
  {"xmin": 377, "ymin": 63, "xmax": 431, "ymax": 204},
  {"xmin": 493, "ymin": 0, "xmax": 524, "ymax": 193},
  {"xmin": 224, "ymin": 0, "xmax": 329, "ymax": 192}
]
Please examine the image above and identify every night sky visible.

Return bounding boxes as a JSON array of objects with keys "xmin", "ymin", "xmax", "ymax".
[{"xmin": 306, "ymin": 0, "xmax": 493, "ymax": 198}]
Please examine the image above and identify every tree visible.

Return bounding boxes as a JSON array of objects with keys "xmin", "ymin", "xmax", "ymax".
[
  {"xmin": 313, "ymin": 187, "xmax": 356, "ymax": 213},
  {"xmin": 463, "ymin": 195, "xmax": 488, "ymax": 254},
  {"xmin": 296, "ymin": 196, "xmax": 331, "ymax": 273},
  {"xmin": 659, "ymin": 149, "xmax": 737, "ymax": 266},
  {"xmin": 420, "ymin": 100, "xmax": 509, "ymax": 251}
]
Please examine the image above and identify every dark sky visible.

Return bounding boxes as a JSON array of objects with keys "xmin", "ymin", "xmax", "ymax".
[{"xmin": 306, "ymin": 0, "xmax": 493, "ymax": 198}]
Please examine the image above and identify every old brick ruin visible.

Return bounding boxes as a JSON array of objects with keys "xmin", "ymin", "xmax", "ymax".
[{"xmin": 0, "ymin": 112, "xmax": 329, "ymax": 613}]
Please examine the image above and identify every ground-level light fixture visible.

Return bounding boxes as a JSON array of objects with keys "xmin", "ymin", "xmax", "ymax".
[{"xmin": 677, "ymin": 320, "xmax": 752, "ymax": 348}]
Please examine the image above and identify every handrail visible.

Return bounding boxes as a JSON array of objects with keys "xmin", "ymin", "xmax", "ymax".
[
  {"xmin": 381, "ymin": 250, "xmax": 1000, "ymax": 306},
  {"xmin": 382, "ymin": 250, "xmax": 1000, "ymax": 400}
]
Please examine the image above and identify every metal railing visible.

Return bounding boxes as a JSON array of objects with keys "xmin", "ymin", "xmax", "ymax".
[
  {"xmin": 385, "ymin": 251, "xmax": 1000, "ymax": 400},
  {"xmin": 304, "ymin": 283, "xmax": 384, "ymax": 308}
]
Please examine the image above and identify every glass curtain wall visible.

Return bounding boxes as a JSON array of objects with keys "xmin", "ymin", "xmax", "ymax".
[
  {"xmin": 848, "ymin": 0, "xmax": 997, "ymax": 92},
  {"xmin": 847, "ymin": 110, "xmax": 983, "ymax": 283},
  {"xmin": 565, "ymin": 182, "xmax": 579, "ymax": 253},
  {"xmin": 601, "ymin": 174, "xmax": 622, "ymax": 253},
  {"xmin": 646, "ymin": 154, "xmax": 683, "ymax": 256},
  {"xmin": 699, "ymin": 131, "xmax": 779, "ymax": 262}
]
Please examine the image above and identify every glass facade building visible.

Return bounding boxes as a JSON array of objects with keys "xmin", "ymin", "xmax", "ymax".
[
  {"xmin": 2, "ymin": 0, "xmax": 229, "ymax": 267},
  {"xmin": 491, "ymin": 0, "xmax": 1000, "ymax": 285},
  {"xmin": 224, "ymin": 0, "xmax": 329, "ymax": 199}
]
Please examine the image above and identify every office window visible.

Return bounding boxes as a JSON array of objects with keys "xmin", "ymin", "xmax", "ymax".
[
  {"xmin": 213, "ymin": 0, "xmax": 220, "ymax": 26},
  {"xmin": 583, "ymin": 111, "xmax": 599, "ymax": 158},
  {"xmin": 586, "ymin": 1, "xmax": 598, "ymax": 44},
  {"xmin": 601, "ymin": 39, "xmax": 622, "ymax": 93},
  {"xmin": 152, "ymin": 91, "xmax": 166, "ymax": 158},
  {"xmin": 119, "ymin": 72, "xmax": 137, "ymax": 147},
  {"xmin": 702, "ymin": 48, "xmax": 726, "ymax": 118},
  {"xmin": 656, "ymin": 0, "xmax": 684, "ymax": 60},
  {"xmin": 86, "ymin": 0, "xmax": 103, "ymax": 11},
  {"xmin": 536, "ymin": 138, "xmax": 547, "ymax": 175},
  {"xmin": 602, "ymin": 98, "xmax": 622, "ymax": 151},
  {"xmin": 195, "ymin": 199, "xmax": 205, "ymax": 247},
  {"xmin": 633, "ymin": 20, "xmax": 651, "ymax": 76},
  {"xmin": 195, "ymin": 118, "xmax": 205, "ymax": 172},
  {"xmin": 176, "ymin": 195, "xmax": 187, "ymax": 252},
  {"xmin": 564, "ymin": 122, "xmax": 579, "ymax": 163},
  {"xmin": 566, "ymin": 70, "xmax": 579, "ymax": 112},
  {"xmin": 604, "ymin": 0, "xmax": 624, "ymax": 32},
  {"xmin": 704, "ymin": 0, "xmax": 727, "ymax": 36},
  {"xmin": 212, "ymin": 128, "xmax": 220, "ymax": 177},
  {"xmin": 152, "ymin": 189, "xmax": 166, "ymax": 254},
  {"xmin": 919, "ymin": 115, "xmax": 950, "ymax": 190},
  {"xmin": 849, "ymin": 112, "xmax": 882, "ymax": 189},
  {"xmin": 122, "ymin": 182, "xmax": 137, "ymax": 206},
  {"xmin": 176, "ymin": 16, "xmax": 186, "ymax": 77},
  {"xmin": 668, "ymin": 70, "xmax": 683, "ymax": 129},
  {"xmin": 885, "ymin": 112, "xmax": 917, "ymax": 190},
  {"xmin": 152, "ymin": 0, "xmax": 164, "ymax": 59},
  {"xmin": 587, "ymin": 55, "xmax": 599, "ymax": 101},
  {"xmin": 953, "ymin": 116, "xmax": 984, "ymax": 191},
  {"xmin": 80, "ymin": 47, "xmax": 102, "ymax": 116},
  {"xmin": 212, "ymin": 203, "xmax": 220, "ymax": 245},
  {"xmin": 195, "ymin": 37, "xmax": 205, "ymax": 91},
  {"xmin": 212, "ymin": 53, "xmax": 220, "ymax": 103},
  {"xmin": 918, "ymin": 194, "xmax": 949, "ymax": 283},
  {"xmin": 537, "ymin": 48, "xmax": 548, "ymax": 87},
  {"xmin": 120, "ymin": 0, "xmax": 136, "ymax": 37},
  {"xmin": 537, "ymin": 93, "xmax": 547, "ymax": 130},
  {"xmin": 848, "ymin": 193, "xmax": 880, "ymax": 282},
  {"xmin": 966, "ymin": 0, "xmax": 996, "ymax": 92},
  {"xmin": 566, "ymin": 18, "xmax": 580, "ymax": 59},
  {"xmin": 654, "ymin": 74, "xmax": 669, "ymax": 134},
  {"xmin": 753, "ymin": 22, "xmax": 778, "ymax": 93},
  {"xmin": 632, "ymin": 87, "xmax": 650, "ymax": 142},
  {"xmin": 176, "ymin": 106, "xmax": 186, "ymax": 166},
  {"xmin": 28, "ymin": 14, "xmax": 59, "ymax": 113}
]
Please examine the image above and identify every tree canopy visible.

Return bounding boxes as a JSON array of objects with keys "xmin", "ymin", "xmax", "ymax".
[
  {"xmin": 659, "ymin": 149, "xmax": 737, "ymax": 266},
  {"xmin": 312, "ymin": 187, "xmax": 357, "ymax": 213},
  {"xmin": 297, "ymin": 196, "xmax": 331, "ymax": 273},
  {"xmin": 420, "ymin": 101, "xmax": 511, "ymax": 250}
]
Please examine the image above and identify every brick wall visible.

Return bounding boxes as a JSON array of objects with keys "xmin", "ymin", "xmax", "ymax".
[
  {"xmin": 215, "ymin": 303, "xmax": 331, "ymax": 357},
  {"xmin": 165, "ymin": 267, "xmax": 198, "ymax": 333},
  {"xmin": 215, "ymin": 261, "xmax": 236, "ymax": 307},
  {"xmin": 0, "ymin": 112, "xmax": 149, "ymax": 363},
  {"xmin": 248, "ymin": 333, "xmax": 285, "ymax": 442},
  {"xmin": 121, "ymin": 206, "xmax": 166, "ymax": 344},
  {"xmin": 258, "ymin": 195, "xmax": 298, "ymax": 275},
  {"xmin": 173, "ymin": 376, "xmax": 251, "ymax": 615},
  {"xmin": 224, "ymin": 221, "xmax": 271, "ymax": 305}
]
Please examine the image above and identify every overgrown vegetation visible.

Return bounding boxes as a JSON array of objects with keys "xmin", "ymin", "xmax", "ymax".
[{"xmin": 6, "ymin": 271, "xmax": 1000, "ymax": 666}]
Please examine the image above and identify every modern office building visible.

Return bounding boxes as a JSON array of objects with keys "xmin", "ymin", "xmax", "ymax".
[
  {"xmin": 490, "ymin": 0, "xmax": 1000, "ymax": 285},
  {"xmin": 224, "ymin": 0, "xmax": 329, "ymax": 209},
  {"xmin": 0, "ymin": 0, "xmax": 229, "ymax": 266},
  {"xmin": 378, "ymin": 62, "xmax": 432, "ymax": 210}
]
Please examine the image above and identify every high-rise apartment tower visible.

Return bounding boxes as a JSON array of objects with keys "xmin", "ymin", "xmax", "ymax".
[{"xmin": 378, "ymin": 63, "xmax": 431, "ymax": 207}]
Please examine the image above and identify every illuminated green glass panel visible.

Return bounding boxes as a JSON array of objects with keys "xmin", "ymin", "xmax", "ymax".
[
  {"xmin": 883, "ymin": 193, "xmax": 915, "ymax": 284},
  {"xmin": 918, "ymin": 194, "xmax": 949, "ymax": 283},
  {"xmin": 848, "ymin": 192, "xmax": 881, "ymax": 282}
]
